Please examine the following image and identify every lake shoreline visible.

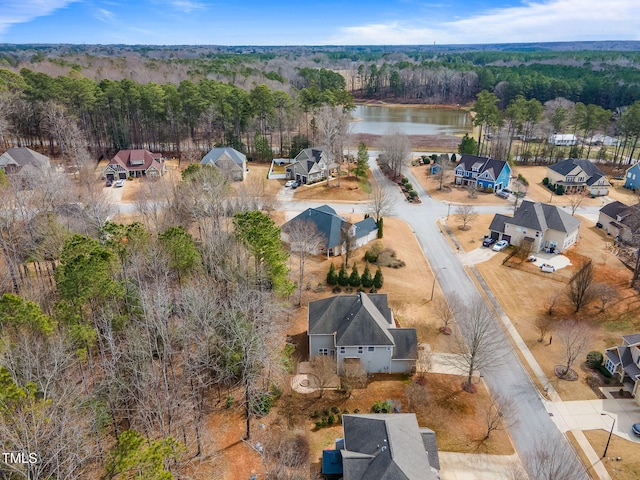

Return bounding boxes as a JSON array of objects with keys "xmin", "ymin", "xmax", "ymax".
[{"xmin": 355, "ymin": 99, "xmax": 472, "ymax": 111}]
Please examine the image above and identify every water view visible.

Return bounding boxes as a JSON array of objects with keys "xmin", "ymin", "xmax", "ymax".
[{"xmin": 350, "ymin": 105, "xmax": 472, "ymax": 136}]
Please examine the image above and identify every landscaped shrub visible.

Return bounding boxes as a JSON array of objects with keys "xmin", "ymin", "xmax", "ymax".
[
  {"xmin": 331, "ymin": 406, "xmax": 340, "ymax": 414},
  {"xmin": 361, "ymin": 265, "xmax": 373, "ymax": 288},
  {"xmin": 408, "ymin": 190, "xmax": 418, "ymax": 199},
  {"xmin": 555, "ymin": 185, "xmax": 565, "ymax": 195},
  {"xmin": 326, "ymin": 263, "xmax": 337, "ymax": 285},
  {"xmin": 373, "ymin": 268, "xmax": 384, "ymax": 289},
  {"xmin": 597, "ymin": 364, "xmax": 612, "ymax": 378},
  {"xmin": 371, "ymin": 400, "xmax": 393, "ymax": 413},
  {"xmin": 337, "ymin": 263, "xmax": 349, "ymax": 286},
  {"xmin": 586, "ymin": 351, "xmax": 604, "ymax": 369},
  {"xmin": 404, "ymin": 182, "xmax": 413, "ymax": 191},
  {"xmin": 364, "ymin": 243, "xmax": 382, "ymax": 263},
  {"xmin": 377, "ymin": 218, "xmax": 383, "ymax": 238},
  {"xmin": 401, "ymin": 177, "xmax": 409, "ymax": 185},
  {"xmin": 349, "ymin": 264, "xmax": 361, "ymax": 287},
  {"xmin": 327, "ymin": 415, "xmax": 335, "ymax": 425},
  {"xmin": 542, "ymin": 177, "xmax": 549, "ymax": 186}
]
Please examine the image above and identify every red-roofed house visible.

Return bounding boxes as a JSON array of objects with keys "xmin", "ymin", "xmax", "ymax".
[{"xmin": 104, "ymin": 150, "xmax": 165, "ymax": 180}]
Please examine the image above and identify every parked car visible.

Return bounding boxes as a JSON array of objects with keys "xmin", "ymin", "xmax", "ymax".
[
  {"xmin": 540, "ymin": 263, "xmax": 555, "ymax": 273},
  {"xmin": 502, "ymin": 188, "xmax": 514, "ymax": 195},
  {"xmin": 632, "ymin": 423, "xmax": 640, "ymax": 437},
  {"xmin": 482, "ymin": 237, "xmax": 497, "ymax": 247},
  {"xmin": 105, "ymin": 180, "xmax": 113, "ymax": 187},
  {"xmin": 291, "ymin": 182, "xmax": 300, "ymax": 189},
  {"xmin": 492, "ymin": 240, "xmax": 509, "ymax": 251},
  {"xmin": 285, "ymin": 180, "xmax": 295, "ymax": 187},
  {"xmin": 496, "ymin": 190, "xmax": 510, "ymax": 199},
  {"xmin": 115, "ymin": 179, "xmax": 125, "ymax": 188},
  {"xmin": 595, "ymin": 222, "xmax": 603, "ymax": 228},
  {"xmin": 527, "ymin": 255, "xmax": 537, "ymax": 262}
]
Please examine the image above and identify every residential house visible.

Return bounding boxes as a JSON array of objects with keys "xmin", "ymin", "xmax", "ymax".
[
  {"xmin": 546, "ymin": 158, "xmax": 610, "ymax": 196},
  {"xmin": 623, "ymin": 163, "xmax": 640, "ymax": 191},
  {"xmin": 104, "ymin": 149, "xmax": 165, "ymax": 180},
  {"xmin": 585, "ymin": 134, "xmax": 620, "ymax": 147},
  {"xmin": 0, "ymin": 147, "xmax": 51, "ymax": 175},
  {"xmin": 308, "ymin": 292, "xmax": 418, "ymax": 375},
  {"xmin": 201, "ymin": 147, "xmax": 247, "ymax": 181},
  {"xmin": 605, "ymin": 334, "xmax": 640, "ymax": 404},
  {"xmin": 453, "ymin": 155, "xmax": 511, "ymax": 192},
  {"xmin": 548, "ymin": 134, "xmax": 578, "ymax": 146},
  {"xmin": 281, "ymin": 205, "xmax": 377, "ymax": 257},
  {"xmin": 322, "ymin": 414, "xmax": 440, "ymax": 480},
  {"xmin": 597, "ymin": 201, "xmax": 640, "ymax": 243},
  {"xmin": 488, "ymin": 200, "xmax": 581, "ymax": 253},
  {"xmin": 285, "ymin": 147, "xmax": 328, "ymax": 184}
]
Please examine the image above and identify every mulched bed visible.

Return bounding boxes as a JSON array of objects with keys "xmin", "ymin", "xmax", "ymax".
[{"xmin": 554, "ymin": 365, "xmax": 579, "ymax": 381}]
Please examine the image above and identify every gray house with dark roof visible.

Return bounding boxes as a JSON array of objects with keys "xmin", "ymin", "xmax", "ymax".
[
  {"xmin": 322, "ymin": 414, "xmax": 439, "ymax": 480},
  {"xmin": 546, "ymin": 158, "xmax": 610, "ymax": 196},
  {"xmin": 605, "ymin": 334, "xmax": 640, "ymax": 405},
  {"xmin": 308, "ymin": 292, "xmax": 418, "ymax": 375},
  {"xmin": 488, "ymin": 201, "xmax": 581, "ymax": 253},
  {"xmin": 281, "ymin": 206, "xmax": 378, "ymax": 257},
  {"xmin": 201, "ymin": 147, "xmax": 247, "ymax": 181},
  {"xmin": 597, "ymin": 201, "xmax": 640, "ymax": 243},
  {"xmin": 285, "ymin": 147, "xmax": 328, "ymax": 184}
]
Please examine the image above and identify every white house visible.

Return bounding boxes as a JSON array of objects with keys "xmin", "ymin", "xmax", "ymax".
[{"xmin": 548, "ymin": 134, "xmax": 578, "ymax": 146}]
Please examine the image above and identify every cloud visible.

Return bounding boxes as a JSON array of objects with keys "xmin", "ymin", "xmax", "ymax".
[
  {"xmin": 170, "ymin": 0, "xmax": 207, "ymax": 13},
  {"xmin": 0, "ymin": 0, "xmax": 79, "ymax": 34},
  {"xmin": 330, "ymin": 0, "xmax": 640, "ymax": 45},
  {"xmin": 94, "ymin": 8, "xmax": 115, "ymax": 23}
]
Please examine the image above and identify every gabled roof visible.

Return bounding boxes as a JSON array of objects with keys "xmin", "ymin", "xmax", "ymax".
[
  {"xmin": 0, "ymin": 147, "xmax": 50, "ymax": 171},
  {"xmin": 548, "ymin": 158, "xmax": 606, "ymax": 179},
  {"xmin": 354, "ymin": 217, "xmax": 378, "ymax": 239},
  {"xmin": 456, "ymin": 155, "xmax": 508, "ymax": 180},
  {"xmin": 308, "ymin": 292, "xmax": 395, "ymax": 346},
  {"xmin": 623, "ymin": 333, "xmax": 640, "ymax": 346},
  {"xmin": 390, "ymin": 330, "xmax": 418, "ymax": 360},
  {"xmin": 488, "ymin": 213, "xmax": 510, "ymax": 234},
  {"xmin": 284, "ymin": 205, "xmax": 345, "ymax": 249},
  {"xmin": 600, "ymin": 201, "xmax": 631, "ymax": 219},
  {"xmin": 201, "ymin": 147, "xmax": 246, "ymax": 171},
  {"xmin": 341, "ymin": 414, "xmax": 438, "ymax": 480},
  {"xmin": 290, "ymin": 147, "xmax": 326, "ymax": 175},
  {"xmin": 107, "ymin": 149, "xmax": 163, "ymax": 173},
  {"xmin": 508, "ymin": 201, "xmax": 581, "ymax": 233}
]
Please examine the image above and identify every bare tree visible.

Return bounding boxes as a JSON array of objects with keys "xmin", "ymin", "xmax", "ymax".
[
  {"xmin": 590, "ymin": 282, "xmax": 618, "ymax": 312},
  {"xmin": 315, "ymin": 106, "xmax": 351, "ymax": 187},
  {"xmin": 544, "ymin": 292, "xmax": 561, "ymax": 316},
  {"xmin": 534, "ymin": 316, "xmax": 552, "ymax": 343},
  {"xmin": 455, "ymin": 205, "xmax": 478, "ymax": 231},
  {"xmin": 283, "ymin": 219, "xmax": 325, "ymax": 306},
  {"xmin": 434, "ymin": 293, "xmax": 462, "ymax": 335},
  {"xmin": 522, "ymin": 434, "xmax": 588, "ymax": 480},
  {"xmin": 309, "ymin": 355, "xmax": 337, "ymax": 398},
  {"xmin": 567, "ymin": 261, "xmax": 594, "ymax": 313},
  {"xmin": 434, "ymin": 153, "xmax": 454, "ymax": 190},
  {"xmin": 557, "ymin": 319, "xmax": 592, "ymax": 378},
  {"xmin": 449, "ymin": 298, "xmax": 510, "ymax": 392},
  {"xmin": 567, "ymin": 191, "xmax": 587, "ymax": 216},
  {"xmin": 480, "ymin": 393, "xmax": 517, "ymax": 442},
  {"xmin": 366, "ymin": 183, "xmax": 395, "ymax": 222},
  {"xmin": 378, "ymin": 128, "xmax": 410, "ymax": 179}
]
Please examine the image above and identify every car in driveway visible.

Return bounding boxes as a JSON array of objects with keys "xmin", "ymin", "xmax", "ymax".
[
  {"xmin": 291, "ymin": 181, "xmax": 300, "ymax": 189},
  {"xmin": 285, "ymin": 180, "xmax": 295, "ymax": 187},
  {"xmin": 482, "ymin": 237, "xmax": 497, "ymax": 247},
  {"xmin": 632, "ymin": 423, "xmax": 640, "ymax": 437},
  {"xmin": 540, "ymin": 263, "xmax": 556, "ymax": 273},
  {"xmin": 492, "ymin": 240, "xmax": 509, "ymax": 251},
  {"xmin": 496, "ymin": 190, "xmax": 510, "ymax": 199},
  {"xmin": 115, "ymin": 179, "xmax": 125, "ymax": 188}
]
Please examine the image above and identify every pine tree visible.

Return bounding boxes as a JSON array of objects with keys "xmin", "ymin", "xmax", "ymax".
[
  {"xmin": 373, "ymin": 267, "xmax": 384, "ymax": 289},
  {"xmin": 337, "ymin": 263, "xmax": 349, "ymax": 286},
  {"xmin": 349, "ymin": 264, "xmax": 360, "ymax": 287},
  {"xmin": 326, "ymin": 263, "xmax": 337, "ymax": 285},
  {"xmin": 360, "ymin": 264, "xmax": 373, "ymax": 288}
]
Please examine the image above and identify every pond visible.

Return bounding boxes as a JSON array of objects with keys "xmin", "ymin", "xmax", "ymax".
[{"xmin": 350, "ymin": 104, "xmax": 472, "ymax": 136}]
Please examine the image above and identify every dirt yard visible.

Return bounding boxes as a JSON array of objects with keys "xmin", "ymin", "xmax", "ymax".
[
  {"xmin": 448, "ymin": 208, "xmax": 640, "ymax": 401},
  {"xmin": 582, "ymin": 430, "xmax": 640, "ymax": 480}
]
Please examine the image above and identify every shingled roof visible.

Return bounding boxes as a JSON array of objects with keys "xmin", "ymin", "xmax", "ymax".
[
  {"xmin": 510, "ymin": 201, "xmax": 580, "ymax": 233},
  {"xmin": 284, "ymin": 205, "xmax": 345, "ymax": 250},
  {"xmin": 201, "ymin": 147, "xmax": 246, "ymax": 171},
  {"xmin": 0, "ymin": 147, "xmax": 50, "ymax": 172},
  {"xmin": 340, "ymin": 414, "xmax": 439, "ymax": 480},
  {"xmin": 548, "ymin": 158, "xmax": 606, "ymax": 180}
]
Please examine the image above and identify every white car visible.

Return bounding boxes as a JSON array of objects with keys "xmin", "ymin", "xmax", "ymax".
[
  {"xmin": 285, "ymin": 180, "xmax": 295, "ymax": 187},
  {"xmin": 540, "ymin": 263, "xmax": 556, "ymax": 273},
  {"xmin": 492, "ymin": 240, "xmax": 509, "ymax": 251},
  {"xmin": 114, "ymin": 179, "xmax": 125, "ymax": 188}
]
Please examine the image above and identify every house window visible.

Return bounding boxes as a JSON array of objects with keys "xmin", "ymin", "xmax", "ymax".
[
  {"xmin": 318, "ymin": 348, "xmax": 328, "ymax": 356},
  {"xmin": 357, "ymin": 347, "xmax": 364, "ymax": 354},
  {"xmin": 368, "ymin": 346, "xmax": 375, "ymax": 352},
  {"xmin": 535, "ymin": 231, "xmax": 540, "ymax": 237},
  {"xmin": 339, "ymin": 347, "xmax": 345, "ymax": 354}
]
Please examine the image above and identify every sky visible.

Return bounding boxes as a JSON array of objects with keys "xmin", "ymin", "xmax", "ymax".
[{"xmin": 1, "ymin": 0, "xmax": 639, "ymax": 46}]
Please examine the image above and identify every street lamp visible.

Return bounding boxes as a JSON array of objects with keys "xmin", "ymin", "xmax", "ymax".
[
  {"xmin": 430, "ymin": 267, "xmax": 446, "ymax": 301},
  {"xmin": 601, "ymin": 412, "xmax": 615, "ymax": 458}
]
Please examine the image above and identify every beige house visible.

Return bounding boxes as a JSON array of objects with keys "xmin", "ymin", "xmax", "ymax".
[
  {"xmin": 546, "ymin": 158, "xmax": 610, "ymax": 196},
  {"xmin": 0, "ymin": 147, "xmax": 51, "ymax": 175},
  {"xmin": 104, "ymin": 149, "xmax": 165, "ymax": 180},
  {"xmin": 597, "ymin": 201, "xmax": 640, "ymax": 243},
  {"xmin": 285, "ymin": 147, "xmax": 329, "ymax": 184},
  {"xmin": 200, "ymin": 147, "xmax": 247, "ymax": 181},
  {"xmin": 488, "ymin": 201, "xmax": 581, "ymax": 253}
]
